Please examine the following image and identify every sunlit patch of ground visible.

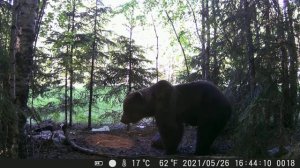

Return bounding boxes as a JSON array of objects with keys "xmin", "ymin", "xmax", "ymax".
[{"xmin": 84, "ymin": 134, "xmax": 134, "ymax": 149}]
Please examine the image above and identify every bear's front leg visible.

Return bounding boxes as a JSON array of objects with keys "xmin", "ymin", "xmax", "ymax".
[
  {"xmin": 151, "ymin": 132, "xmax": 164, "ymax": 149},
  {"xmin": 156, "ymin": 121, "xmax": 183, "ymax": 155}
]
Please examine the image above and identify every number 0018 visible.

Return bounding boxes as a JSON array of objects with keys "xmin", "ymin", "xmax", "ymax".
[{"xmin": 276, "ymin": 160, "xmax": 295, "ymax": 167}]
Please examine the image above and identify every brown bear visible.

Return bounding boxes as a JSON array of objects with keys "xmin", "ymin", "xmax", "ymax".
[{"xmin": 121, "ymin": 80, "xmax": 231, "ymax": 155}]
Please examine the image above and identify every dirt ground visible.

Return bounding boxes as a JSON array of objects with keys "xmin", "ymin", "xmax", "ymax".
[{"xmin": 26, "ymin": 122, "xmax": 233, "ymax": 159}]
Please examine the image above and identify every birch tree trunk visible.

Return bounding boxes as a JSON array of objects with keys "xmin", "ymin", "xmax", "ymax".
[{"xmin": 10, "ymin": 0, "xmax": 38, "ymax": 158}]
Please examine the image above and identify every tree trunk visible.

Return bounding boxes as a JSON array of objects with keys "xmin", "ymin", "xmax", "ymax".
[
  {"xmin": 285, "ymin": 0, "xmax": 298, "ymax": 128},
  {"xmin": 69, "ymin": 0, "xmax": 76, "ymax": 127},
  {"xmin": 88, "ymin": 0, "xmax": 98, "ymax": 129},
  {"xmin": 205, "ymin": 0, "xmax": 210, "ymax": 80},
  {"xmin": 33, "ymin": 0, "xmax": 47, "ymax": 52},
  {"xmin": 31, "ymin": 0, "xmax": 47, "ymax": 119},
  {"xmin": 151, "ymin": 15, "xmax": 159, "ymax": 82},
  {"xmin": 64, "ymin": 15, "xmax": 71, "ymax": 126},
  {"xmin": 9, "ymin": 0, "xmax": 18, "ymax": 102},
  {"xmin": 165, "ymin": 10, "xmax": 190, "ymax": 77},
  {"xmin": 201, "ymin": 0, "xmax": 207, "ymax": 79},
  {"xmin": 128, "ymin": 26, "xmax": 133, "ymax": 93},
  {"xmin": 64, "ymin": 62, "xmax": 68, "ymax": 125},
  {"xmin": 10, "ymin": 0, "xmax": 38, "ymax": 158},
  {"xmin": 275, "ymin": 0, "xmax": 289, "ymax": 129},
  {"xmin": 243, "ymin": 0, "xmax": 255, "ymax": 96},
  {"xmin": 186, "ymin": 0, "xmax": 201, "ymax": 46},
  {"xmin": 211, "ymin": 0, "xmax": 220, "ymax": 85},
  {"xmin": 263, "ymin": 0, "xmax": 272, "ymax": 126}
]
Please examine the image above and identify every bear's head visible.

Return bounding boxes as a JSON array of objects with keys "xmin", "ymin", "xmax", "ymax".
[{"xmin": 121, "ymin": 91, "xmax": 149, "ymax": 124}]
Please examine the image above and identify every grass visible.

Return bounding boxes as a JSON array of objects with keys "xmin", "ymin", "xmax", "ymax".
[{"xmin": 29, "ymin": 85, "xmax": 125, "ymax": 125}]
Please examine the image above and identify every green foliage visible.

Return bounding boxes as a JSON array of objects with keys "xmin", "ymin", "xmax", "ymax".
[
  {"xmin": 99, "ymin": 35, "xmax": 155, "ymax": 92},
  {"xmin": 0, "ymin": 1, "xmax": 18, "ymax": 158},
  {"xmin": 115, "ymin": 0, "xmax": 147, "ymax": 27},
  {"xmin": 0, "ymin": 0, "xmax": 297, "ymax": 158},
  {"xmin": 232, "ymin": 81, "xmax": 290, "ymax": 157},
  {"xmin": 99, "ymin": 110, "xmax": 122, "ymax": 124},
  {"xmin": 31, "ymin": 0, "xmax": 155, "ymax": 127},
  {"xmin": 0, "ymin": 91, "xmax": 18, "ymax": 158},
  {"xmin": 30, "ymin": 86, "xmax": 123, "ymax": 124}
]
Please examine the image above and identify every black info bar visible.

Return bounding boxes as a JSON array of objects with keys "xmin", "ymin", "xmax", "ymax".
[{"xmin": 0, "ymin": 158, "xmax": 298, "ymax": 168}]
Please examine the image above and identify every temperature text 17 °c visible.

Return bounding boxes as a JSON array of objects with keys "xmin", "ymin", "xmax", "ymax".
[{"xmin": 132, "ymin": 159, "xmax": 151, "ymax": 167}]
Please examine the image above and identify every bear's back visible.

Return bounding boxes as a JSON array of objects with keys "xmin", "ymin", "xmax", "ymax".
[{"xmin": 175, "ymin": 81, "xmax": 231, "ymax": 126}]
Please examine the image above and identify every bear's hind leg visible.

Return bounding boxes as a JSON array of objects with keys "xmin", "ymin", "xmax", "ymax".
[{"xmin": 195, "ymin": 127, "xmax": 219, "ymax": 155}]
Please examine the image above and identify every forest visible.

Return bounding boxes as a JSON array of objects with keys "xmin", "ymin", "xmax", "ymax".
[{"xmin": 0, "ymin": 0, "xmax": 300, "ymax": 159}]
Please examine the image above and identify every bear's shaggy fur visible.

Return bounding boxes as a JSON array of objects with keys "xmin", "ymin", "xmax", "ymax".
[{"xmin": 121, "ymin": 80, "xmax": 231, "ymax": 155}]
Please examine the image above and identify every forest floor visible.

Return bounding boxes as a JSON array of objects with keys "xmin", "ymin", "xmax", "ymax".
[{"xmin": 26, "ymin": 121, "xmax": 233, "ymax": 159}]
